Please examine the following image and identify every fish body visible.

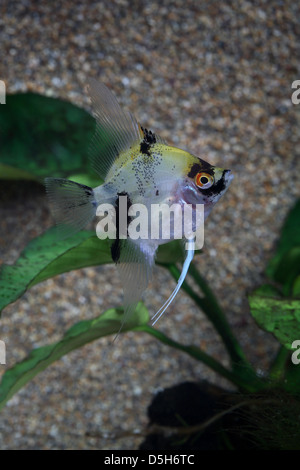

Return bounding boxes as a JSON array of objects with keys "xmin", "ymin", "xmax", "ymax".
[
  {"xmin": 97, "ymin": 141, "xmax": 232, "ymax": 218},
  {"xmin": 45, "ymin": 79, "xmax": 233, "ymax": 329}
]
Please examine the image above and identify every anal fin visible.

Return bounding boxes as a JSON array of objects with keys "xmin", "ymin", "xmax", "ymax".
[{"xmin": 112, "ymin": 239, "xmax": 157, "ymax": 341}]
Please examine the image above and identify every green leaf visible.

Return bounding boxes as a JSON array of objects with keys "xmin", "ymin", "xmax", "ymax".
[
  {"xmin": 67, "ymin": 173, "xmax": 103, "ymax": 187},
  {"xmin": 0, "ymin": 163, "xmax": 40, "ymax": 181},
  {"xmin": 156, "ymin": 240, "xmax": 185, "ymax": 265},
  {"xmin": 251, "ymin": 284, "xmax": 282, "ymax": 298},
  {"xmin": 249, "ymin": 293, "xmax": 300, "ymax": 349},
  {"xmin": 156, "ymin": 240, "xmax": 202, "ymax": 265},
  {"xmin": 293, "ymin": 276, "xmax": 300, "ymax": 298},
  {"xmin": 0, "ymin": 303, "xmax": 149, "ymax": 410},
  {"xmin": 0, "ymin": 93, "xmax": 97, "ymax": 182},
  {"xmin": 267, "ymin": 200, "xmax": 300, "ymax": 290},
  {"xmin": 271, "ymin": 246, "xmax": 300, "ymax": 297},
  {"xmin": 0, "ymin": 228, "xmax": 112, "ymax": 316},
  {"xmin": 0, "ymin": 225, "xmax": 199, "ymax": 316}
]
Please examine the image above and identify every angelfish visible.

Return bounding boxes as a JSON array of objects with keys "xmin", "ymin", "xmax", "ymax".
[{"xmin": 45, "ymin": 79, "xmax": 233, "ymax": 329}]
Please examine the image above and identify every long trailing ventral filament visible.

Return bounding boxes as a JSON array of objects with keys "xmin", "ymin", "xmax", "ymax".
[{"xmin": 151, "ymin": 239, "xmax": 195, "ymax": 325}]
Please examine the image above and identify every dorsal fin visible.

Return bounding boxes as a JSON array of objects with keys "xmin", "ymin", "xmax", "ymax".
[
  {"xmin": 86, "ymin": 79, "xmax": 140, "ymax": 179},
  {"xmin": 138, "ymin": 123, "xmax": 168, "ymax": 146}
]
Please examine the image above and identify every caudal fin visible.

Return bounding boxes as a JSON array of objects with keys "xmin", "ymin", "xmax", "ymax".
[{"xmin": 45, "ymin": 178, "xmax": 97, "ymax": 238}]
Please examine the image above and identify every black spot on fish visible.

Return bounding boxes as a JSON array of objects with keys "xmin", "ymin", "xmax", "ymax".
[
  {"xmin": 111, "ymin": 239, "xmax": 121, "ymax": 264},
  {"xmin": 140, "ymin": 141, "xmax": 150, "ymax": 155},
  {"xmin": 187, "ymin": 161, "xmax": 213, "ymax": 178},
  {"xmin": 111, "ymin": 192, "xmax": 133, "ymax": 264},
  {"xmin": 142, "ymin": 127, "xmax": 157, "ymax": 145},
  {"xmin": 83, "ymin": 186, "xmax": 93, "ymax": 197},
  {"xmin": 156, "ymin": 189, "xmax": 159, "ymax": 196},
  {"xmin": 140, "ymin": 126, "xmax": 157, "ymax": 155}
]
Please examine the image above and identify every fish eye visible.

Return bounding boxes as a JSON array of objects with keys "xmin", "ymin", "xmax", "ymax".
[{"xmin": 195, "ymin": 172, "xmax": 214, "ymax": 189}]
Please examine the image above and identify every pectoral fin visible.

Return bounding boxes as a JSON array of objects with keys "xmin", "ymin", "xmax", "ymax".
[{"xmin": 45, "ymin": 177, "xmax": 97, "ymax": 239}]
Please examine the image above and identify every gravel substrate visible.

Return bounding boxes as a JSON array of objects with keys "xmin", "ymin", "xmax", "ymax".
[{"xmin": 0, "ymin": 0, "xmax": 299, "ymax": 450}]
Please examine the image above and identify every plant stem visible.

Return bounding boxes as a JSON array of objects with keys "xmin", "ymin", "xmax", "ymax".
[
  {"xmin": 134, "ymin": 325, "xmax": 260, "ymax": 392},
  {"xmin": 167, "ymin": 262, "xmax": 262, "ymax": 388},
  {"xmin": 168, "ymin": 264, "xmax": 243, "ymax": 362},
  {"xmin": 268, "ymin": 345, "xmax": 290, "ymax": 381}
]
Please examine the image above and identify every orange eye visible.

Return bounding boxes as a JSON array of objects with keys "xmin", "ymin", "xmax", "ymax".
[{"xmin": 195, "ymin": 172, "xmax": 214, "ymax": 189}]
